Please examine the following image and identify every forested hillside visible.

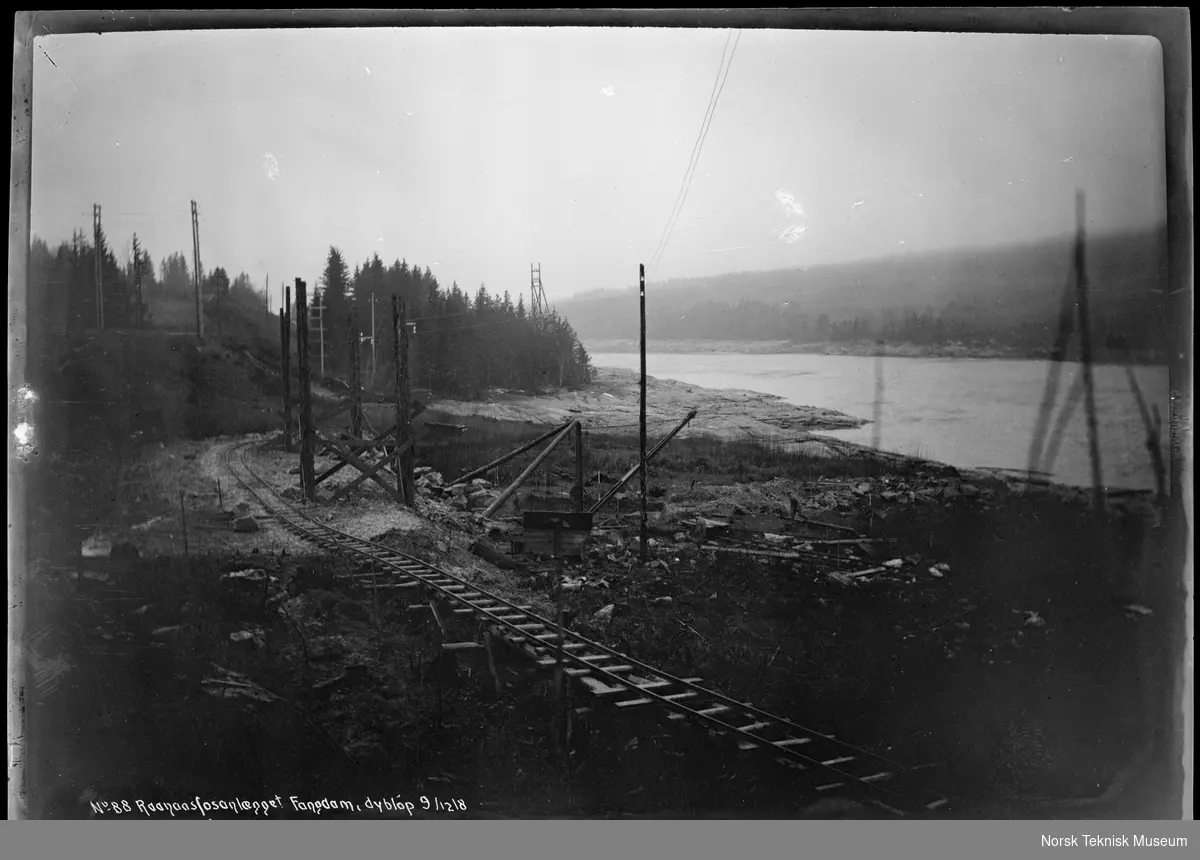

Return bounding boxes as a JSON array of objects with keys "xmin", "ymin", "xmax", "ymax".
[
  {"xmin": 558, "ymin": 228, "xmax": 1169, "ymax": 359},
  {"xmin": 27, "ymin": 233, "xmax": 594, "ymax": 404}
]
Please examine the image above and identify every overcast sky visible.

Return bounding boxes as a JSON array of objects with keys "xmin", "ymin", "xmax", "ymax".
[{"xmin": 31, "ymin": 27, "xmax": 1166, "ymax": 305}]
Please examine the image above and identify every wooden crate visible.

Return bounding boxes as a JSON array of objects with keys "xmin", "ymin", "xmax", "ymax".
[{"xmin": 517, "ymin": 510, "xmax": 594, "ymax": 559}]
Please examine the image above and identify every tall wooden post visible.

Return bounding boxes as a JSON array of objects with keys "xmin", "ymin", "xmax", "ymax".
[
  {"xmin": 282, "ymin": 284, "xmax": 293, "ymax": 452},
  {"xmin": 574, "ymin": 422, "xmax": 585, "ymax": 512},
  {"xmin": 317, "ymin": 291, "xmax": 325, "ymax": 381},
  {"xmin": 639, "ymin": 263, "xmax": 648, "ymax": 562},
  {"xmin": 296, "ymin": 279, "xmax": 315, "ymax": 501},
  {"xmin": 191, "ymin": 200, "xmax": 203, "ymax": 340},
  {"xmin": 393, "ymin": 296, "xmax": 414, "ymax": 506},
  {"xmin": 1074, "ymin": 190, "xmax": 1104, "ymax": 513},
  {"xmin": 349, "ymin": 307, "xmax": 363, "ymax": 438}
]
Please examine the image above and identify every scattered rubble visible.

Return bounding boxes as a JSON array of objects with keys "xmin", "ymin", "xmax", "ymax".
[{"xmin": 232, "ymin": 515, "xmax": 261, "ymax": 533}]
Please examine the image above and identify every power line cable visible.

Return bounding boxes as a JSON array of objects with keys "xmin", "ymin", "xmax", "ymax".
[
  {"xmin": 649, "ymin": 30, "xmax": 732, "ymax": 269},
  {"xmin": 655, "ymin": 30, "xmax": 741, "ymax": 271}
]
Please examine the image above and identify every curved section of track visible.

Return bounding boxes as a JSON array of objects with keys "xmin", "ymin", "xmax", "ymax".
[{"xmin": 226, "ymin": 440, "xmax": 951, "ymax": 818}]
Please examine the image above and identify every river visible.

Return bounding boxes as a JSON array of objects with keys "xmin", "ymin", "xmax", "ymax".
[{"xmin": 588, "ymin": 352, "xmax": 1170, "ymax": 491}]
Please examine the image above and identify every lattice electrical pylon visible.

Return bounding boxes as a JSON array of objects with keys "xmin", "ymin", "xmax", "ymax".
[{"xmin": 530, "ymin": 262, "xmax": 549, "ymax": 318}]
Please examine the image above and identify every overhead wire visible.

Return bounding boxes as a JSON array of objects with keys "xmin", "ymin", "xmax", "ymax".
[
  {"xmin": 648, "ymin": 29, "xmax": 733, "ymax": 270},
  {"xmin": 655, "ymin": 29, "xmax": 741, "ymax": 271},
  {"xmin": 650, "ymin": 29, "xmax": 741, "ymax": 272}
]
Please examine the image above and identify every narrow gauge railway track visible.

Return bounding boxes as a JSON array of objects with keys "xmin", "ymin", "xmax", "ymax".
[{"xmin": 226, "ymin": 441, "xmax": 952, "ymax": 818}]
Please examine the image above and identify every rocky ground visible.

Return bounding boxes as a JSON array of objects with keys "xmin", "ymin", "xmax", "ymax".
[{"xmin": 410, "ymin": 366, "xmax": 865, "ymax": 437}]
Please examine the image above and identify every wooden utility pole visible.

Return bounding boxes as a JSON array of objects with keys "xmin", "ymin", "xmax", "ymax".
[
  {"xmin": 312, "ymin": 289, "xmax": 326, "ymax": 381},
  {"xmin": 349, "ymin": 307, "xmax": 363, "ymax": 438},
  {"xmin": 296, "ymin": 279, "xmax": 315, "ymax": 500},
  {"xmin": 191, "ymin": 200, "xmax": 203, "ymax": 339},
  {"xmin": 282, "ymin": 284, "xmax": 293, "ymax": 452},
  {"xmin": 574, "ymin": 422, "xmax": 585, "ymax": 512},
  {"xmin": 639, "ymin": 262, "xmax": 648, "ymax": 562},
  {"xmin": 1074, "ymin": 190, "xmax": 1104, "ymax": 513},
  {"xmin": 392, "ymin": 296, "xmax": 415, "ymax": 506},
  {"xmin": 93, "ymin": 204, "xmax": 104, "ymax": 330},
  {"xmin": 370, "ymin": 293, "xmax": 377, "ymax": 387}
]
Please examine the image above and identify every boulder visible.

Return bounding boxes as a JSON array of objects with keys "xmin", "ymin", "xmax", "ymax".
[{"xmin": 232, "ymin": 516, "xmax": 261, "ymax": 533}]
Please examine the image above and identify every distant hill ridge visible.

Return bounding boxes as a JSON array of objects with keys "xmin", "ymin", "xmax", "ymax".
[{"xmin": 556, "ymin": 227, "xmax": 1168, "ymax": 353}]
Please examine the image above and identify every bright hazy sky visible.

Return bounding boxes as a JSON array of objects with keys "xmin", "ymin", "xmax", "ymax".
[{"xmin": 31, "ymin": 28, "xmax": 1166, "ymax": 305}]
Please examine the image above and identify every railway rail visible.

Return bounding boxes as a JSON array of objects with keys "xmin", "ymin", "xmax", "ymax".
[{"xmin": 226, "ymin": 440, "xmax": 952, "ymax": 818}]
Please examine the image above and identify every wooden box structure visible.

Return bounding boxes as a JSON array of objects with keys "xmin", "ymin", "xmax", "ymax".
[{"xmin": 515, "ymin": 510, "xmax": 594, "ymax": 559}]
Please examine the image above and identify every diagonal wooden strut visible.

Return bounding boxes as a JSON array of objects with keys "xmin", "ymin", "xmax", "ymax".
[{"xmin": 322, "ymin": 434, "xmax": 412, "ymax": 503}]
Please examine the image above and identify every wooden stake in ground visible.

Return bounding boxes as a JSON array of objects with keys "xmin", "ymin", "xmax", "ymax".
[
  {"xmin": 179, "ymin": 491, "xmax": 190, "ymax": 560},
  {"xmin": 296, "ymin": 278, "xmax": 315, "ymax": 501},
  {"xmin": 281, "ymin": 289, "xmax": 293, "ymax": 452},
  {"xmin": 574, "ymin": 422, "xmax": 585, "ymax": 512},
  {"xmin": 1074, "ymin": 190, "xmax": 1104, "ymax": 513},
  {"xmin": 392, "ymin": 296, "xmax": 414, "ymax": 506},
  {"xmin": 639, "ymin": 262, "xmax": 648, "ymax": 563}
]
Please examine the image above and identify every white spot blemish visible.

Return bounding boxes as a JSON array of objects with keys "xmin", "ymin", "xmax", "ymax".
[
  {"xmin": 600, "ymin": 86, "xmax": 615, "ymax": 97},
  {"xmin": 263, "ymin": 153, "xmax": 280, "ymax": 181},
  {"xmin": 1061, "ymin": 156, "xmax": 1073, "ymax": 163},
  {"xmin": 14, "ymin": 421, "xmax": 35, "ymax": 454},
  {"xmin": 851, "ymin": 200, "xmax": 865, "ymax": 209},
  {"xmin": 365, "ymin": 66, "xmax": 371, "ymax": 75},
  {"xmin": 406, "ymin": 111, "xmax": 413, "ymax": 117},
  {"xmin": 775, "ymin": 188, "xmax": 809, "ymax": 244}
]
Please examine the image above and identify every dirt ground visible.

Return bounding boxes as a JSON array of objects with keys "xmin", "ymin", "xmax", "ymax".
[{"xmin": 20, "ymin": 383, "xmax": 1185, "ymax": 820}]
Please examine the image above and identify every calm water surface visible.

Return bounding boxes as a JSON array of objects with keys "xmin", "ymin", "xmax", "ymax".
[{"xmin": 590, "ymin": 352, "xmax": 1170, "ymax": 491}]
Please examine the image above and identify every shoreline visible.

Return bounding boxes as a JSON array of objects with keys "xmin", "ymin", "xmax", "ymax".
[
  {"xmin": 425, "ymin": 367, "xmax": 1155, "ymax": 496},
  {"xmin": 583, "ymin": 338, "xmax": 1169, "ymax": 365},
  {"xmin": 424, "ymin": 365, "xmax": 867, "ymax": 439}
]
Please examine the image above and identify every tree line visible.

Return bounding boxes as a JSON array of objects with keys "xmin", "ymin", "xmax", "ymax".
[
  {"xmin": 28, "ymin": 231, "xmax": 264, "ymax": 337},
  {"xmin": 563, "ymin": 292, "xmax": 1164, "ymax": 359},
  {"xmin": 315, "ymin": 247, "xmax": 593, "ymax": 397},
  {"xmin": 26, "ymin": 232, "xmax": 594, "ymax": 399}
]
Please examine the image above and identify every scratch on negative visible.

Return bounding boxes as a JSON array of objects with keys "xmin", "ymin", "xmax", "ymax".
[{"xmin": 41, "ymin": 49, "xmax": 77, "ymax": 91}]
